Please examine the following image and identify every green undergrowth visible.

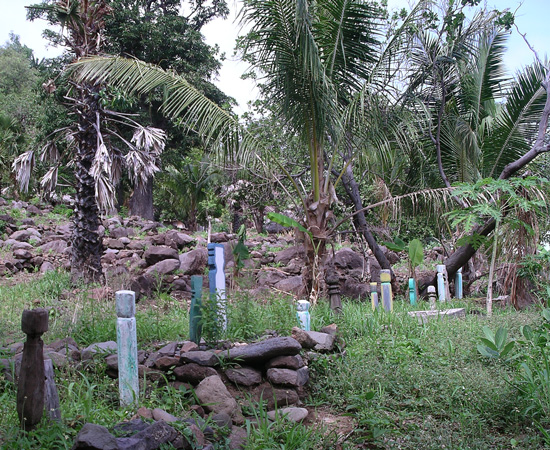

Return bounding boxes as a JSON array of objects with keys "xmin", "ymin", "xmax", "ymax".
[{"xmin": 1, "ymin": 270, "xmax": 550, "ymax": 448}]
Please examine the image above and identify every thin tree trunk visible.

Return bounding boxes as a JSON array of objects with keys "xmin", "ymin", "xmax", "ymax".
[
  {"xmin": 486, "ymin": 219, "xmax": 499, "ymax": 316},
  {"xmin": 71, "ymin": 83, "xmax": 104, "ymax": 284},
  {"xmin": 129, "ymin": 177, "xmax": 154, "ymax": 220}
]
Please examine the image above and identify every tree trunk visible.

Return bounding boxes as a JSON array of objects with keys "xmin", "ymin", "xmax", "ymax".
[
  {"xmin": 339, "ymin": 161, "xmax": 395, "ymax": 280},
  {"xmin": 129, "ymin": 177, "xmax": 154, "ymax": 220},
  {"xmin": 71, "ymin": 84, "xmax": 104, "ymax": 284}
]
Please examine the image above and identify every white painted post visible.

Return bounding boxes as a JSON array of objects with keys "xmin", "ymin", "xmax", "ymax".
[
  {"xmin": 370, "ymin": 282, "xmax": 379, "ymax": 310},
  {"xmin": 428, "ymin": 285, "xmax": 437, "ymax": 311},
  {"xmin": 116, "ymin": 290, "xmax": 139, "ymax": 407},
  {"xmin": 208, "ymin": 243, "xmax": 227, "ymax": 331},
  {"xmin": 455, "ymin": 268, "xmax": 463, "ymax": 299},
  {"xmin": 380, "ymin": 270, "xmax": 393, "ymax": 312},
  {"xmin": 436, "ymin": 265, "xmax": 447, "ymax": 303},
  {"xmin": 296, "ymin": 300, "xmax": 311, "ymax": 331}
]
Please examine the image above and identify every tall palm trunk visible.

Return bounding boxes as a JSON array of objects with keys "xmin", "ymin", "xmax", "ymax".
[{"xmin": 71, "ymin": 83, "xmax": 104, "ymax": 283}]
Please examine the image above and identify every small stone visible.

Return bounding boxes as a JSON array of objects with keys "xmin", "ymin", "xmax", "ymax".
[
  {"xmin": 136, "ymin": 407, "xmax": 153, "ymax": 419},
  {"xmin": 266, "ymin": 367, "xmax": 309, "ymax": 387},
  {"xmin": 152, "ymin": 408, "xmax": 178, "ymax": 422},
  {"xmin": 265, "ymin": 355, "xmax": 305, "ymax": 370},
  {"xmin": 174, "ymin": 363, "xmax": 217, "ymax": 385},
  {"xmin": 72, "ymin": 423, "xmax": 117, "ymax": 450},
  {"xmin": 267, "ymin": 407, "xmax": 309, "ymax": 423},
  {"xmin": 180, "ymin": 350, "xmax": 218, "ymax": 367},
  {"xmin": 158, "ymin": 342, "xmax": 178, "ymax": 356},
  {"xmin": 225, "ymin": 366, "xmax": 262, "ymax": 386},
  {"xmin": 81, "ymin": 341, "xmax": 117, "ymax": 361},
  {"xmin": 228, "ymin": 427, "xmax": 248, "ymax": 450},
  {"xmin": 154, "ymin": 356, "xmax": 181, "ymax": 371},
  {"xmin": 195, "ymin": 375, "xmax": 243, "ymax": 423},
  {"xmin": 179, "ymin": 341, "xmax": 199, "ymax": 354}
]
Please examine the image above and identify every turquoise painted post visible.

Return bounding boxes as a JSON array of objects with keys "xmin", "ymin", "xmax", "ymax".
[
  {"xmin": 116, "ymin": 290, "xmax": 138, "ymax": 407},
  {"xmin": 370, "ymin": 282, "xmax": 379, "ymax": 310},
  {"xmin": 455, "ymin": 268, "xmax": 463, "ymax": 299},
  {"xmin": 409, "ymin": 278, "xmax": 417, "ymax": 305},
  {"xmin": 208, "ymin": 243, "xmax": 227, "ymax": 331},
  {"xmin": 296, "ymin": 300, "xmax": 311, "ymax": 331},
  {"xmin": 190, "ymin": 276, "xmax": 203, "ymax": 344},
  {"xmin": 380, "ymin": 270, "xmax": 393, "ymax": 312}
]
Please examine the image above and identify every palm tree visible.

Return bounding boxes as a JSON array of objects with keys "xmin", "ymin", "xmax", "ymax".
[{"xmin": 17, "ymin": 0, "xmax": 166, "ymax": 283}]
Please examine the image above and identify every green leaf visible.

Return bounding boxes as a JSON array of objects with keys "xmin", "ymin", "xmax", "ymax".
[
  {"xmin": 267, "ymin": 212, "xmax": 312, "ymax": 239},
  {"xmin": 500, "ymin": 341, "xmax": 515, "ymax": 358},
  {"xmin": 479, "ymin": 338, "xmax": 498, "ymax": 352},
  {"xmin": 521, "ymin": 325, "xmax": 533, "ymax": 340},
  {"xmin": 542, "ymin": 309, "xmax": 550, "ymax": 323},
  {"xmin": 482, "ymin": 326, "xmax": 495, "ymax": 343},
  {"xmin": 477, "ymin": 344, "xmax": 499, "ymax": 358},
  {"xmin": 381, "ymin": 241, "xmax": 405, "ymax": 252},
  {"xmin": 495, "ymin": 327, "xmax": 508, "ymax": 350},
  {"xmin": 408, "ymin": 239, "xmax": 424, "ymax": 268}
]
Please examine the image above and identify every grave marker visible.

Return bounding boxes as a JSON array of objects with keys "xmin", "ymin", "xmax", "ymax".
[
  {"xmin": 17, "ymin": 308, "xmax": 48, "ymax": 430},
  {"xmin": 370, "ymin": 282, "xmax": 379, "ymax": 310},
  {"xmin": 296, "ymin": 300, "xmax": 311, "ymax": 331},
  {"xmin": 116, "ymin": 290, "xmax": 139, "ymax": 407},
  {"xmin": 409, "ymin": 278, "xmax": 417, "ymax": 305},
  {"xmin": 208, "ymin": 243, "xmax": 227, "ymax": 330},
  {"xmin": 380, "ymin": 270, "xmax": 393, "ymax": 312},
  {"xmin": 428, "ymin": 285, "xmax": 437, "ymax": 311},
  {"xmin": 455, "ymin": 268, "xmax": 463, "ymax": 299},
  {"xmin": 190, "ymin": 275, "xmax": 203, "ymax": 344}
]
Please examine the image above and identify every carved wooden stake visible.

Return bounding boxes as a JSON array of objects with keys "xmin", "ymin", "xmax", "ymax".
[
  {"xmin": 428, "ymin": 286, "xmax": 437, "ymax": 311},
  {"xmin": 116, "ymin": 290, "xmax": 139, "ymax": 407},
  {"xmin": 380, "ymin": 270, "xmax": 393, "ymax": 312},
  {"xmin": 17, "ymin": 308, "xmax": 48, "ymax": 430},
  {"xmin": 409, "ymin": 278, "xmax": 417, "ymax": 305},
  {"xmin": 370, "ymin": 282, "xmax": 379, "ymax": 310},
  {"xmin": 296, "ymin": 300, "xmax": 311, "ymax": 331},
  {"xmin": 189, "ymin": 275, "xmax": 203, "ymax": 344},
  {"xmin": 208, "ymin": 243, "xmax": 227, "ymax": 331},
  {"xmin": 455, "ymin": 268, "xmax": 463, "ymax": 299},
  {"xmin": 326, "ymin": 271, "xmax": 342, "ymax": 313}
]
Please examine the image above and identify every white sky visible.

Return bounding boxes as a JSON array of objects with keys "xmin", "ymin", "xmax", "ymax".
[{"xmin": 0, "ymin": 0, "xmax": 547, "ymax": 115}]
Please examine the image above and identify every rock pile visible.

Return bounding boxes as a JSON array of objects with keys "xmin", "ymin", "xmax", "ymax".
[{"xmin": 0, "ymin": 330, "xmax": 341, "ymax": 450}]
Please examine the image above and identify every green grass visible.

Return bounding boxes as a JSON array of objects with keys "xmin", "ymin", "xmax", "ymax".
[{"xmin": 1, "ymin": 271, "xmax": 549, "ymax": 449}]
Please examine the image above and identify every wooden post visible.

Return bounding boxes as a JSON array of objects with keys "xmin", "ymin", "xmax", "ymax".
[
  {"xmin": 296, "ymin": 300, "xmax": 311, "ymax": 331},
  {"xmin": 17, "ymin": 308, "xmax": 48, "ymax": 430},
  {"xmin": 326, "ymin": 271, "xmax": 342, "ymax": 313},
  {"xmin": 116, "ymin": 290, "xmax": 139, "ymax": 407},
  {"xmin": 44, "ymin": 359, "xmax": 61, "ymax": 422},
  {"xmin": 409, "ymin": 278, "xmax": 417, "ymax": 305},
  {"xmin": 189, "ymin": 275, "xmax": 203, "ymax": 344},
  {"xmin": 380, "ymin": 270, "xmax": 393, "ymax": 312},
  {"xmin": 208, "ymin": 243, "xmax": 227, "ymax": 331},
  {"xmin": 428, "ymin": 286, "xmax": 437, "ymax": 311},
  {"xmin": 370, "ymin": 282, "xmax": 379, "ymax": 310},
  {"xmin": 455, "ymin": 268, "xmax": 463, "ymax": 299}
]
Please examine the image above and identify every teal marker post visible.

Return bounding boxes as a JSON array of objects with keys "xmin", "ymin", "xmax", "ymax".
[
  {"xmin": 189, "ymin": 275, "xmax": 203, "ymax": 344},
  {"xmin": 409, "ymin": 278, "xmax": 417, "ymax": 305},
  {"xmin": 116, "ymin": 290, "xmax": 139, "ymax": 407}
]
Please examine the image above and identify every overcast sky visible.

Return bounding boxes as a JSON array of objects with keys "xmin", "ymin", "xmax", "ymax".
[{"xmin": 0, "ymin": 0, "xmax": 547, "ymax": 115}]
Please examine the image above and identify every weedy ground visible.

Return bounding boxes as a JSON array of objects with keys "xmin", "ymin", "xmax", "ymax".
[{"xmin": 0, "ymin": 269, "xmax": 549, "ymax": 449}]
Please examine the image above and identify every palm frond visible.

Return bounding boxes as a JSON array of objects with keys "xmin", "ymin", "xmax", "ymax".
[{"xmin": 12, "ymin": 150, "xmax": 35, "ymax": 193}]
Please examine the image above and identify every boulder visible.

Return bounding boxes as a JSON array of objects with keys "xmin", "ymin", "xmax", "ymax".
[
  {"xmin": 225, "ymin": 366, "xmax": 262, "ymax": 386},
  {"xmin": 164, "ymin": 230, "xmax": 195, "ymax": 249},
  {"xmin": 179, "ymin": 248, "xmax": 208, "ymax": 275},
  {"xmin": 39, "ymin": 240, "xmax": 68, "ymax": 254},
  {"xmin": 266, "ymin": 367, "xmax": 309, "ymax": 387},
  {"xmin": 274, "ymin": 246, "xmax": 305, "ymax": 265},
  {"xmin": 331, "ymin": 247, "xmax": 364, "ymax": 270},
  {"xmin": 265, "ymin": 355, "xmax": 305, "ymax": 370},
  {"xmin": 143, "ymin": 246, "xmax": 179, "ymax": 265},
  {"xmin": 180, "ymin": 350, "xmax": 218, "ymax": 367},
  {"xmin": 274, "ymin": 276, "xmax": 304, "ymax": 295},
  {"xmin": 174, "ymin": 363, "xmax": 217, "ymax": 385},
  {"xmin": 72, "ymin": 423, "xmax": 117, "ymax": 450},
  {"xmin": 195, "ymin": 375, "xmax": 243, "ymax": 423},
  {"xmin": 115, "ymin": 420, "xmax": 180, "ymax": 450},
  {"xmin": 145, "ymin": 259, "xmax": 180, "ymax": 276},
  {"xmin": 254, "ymin": 383, "xmax": 299, "ymax": 409},
  {"xmin": 225, "ymin": 337, "xmax": 301, "ymax": 364},
  {"xmin": 152, "ymin": 408, "xmax": 178, "ymax": 422}
]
